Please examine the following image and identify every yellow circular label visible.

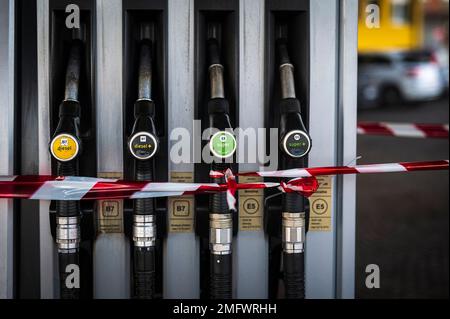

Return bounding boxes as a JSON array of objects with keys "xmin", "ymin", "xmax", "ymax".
[{"xmin": 50, "ymin": 134, "xmax": 79, "ymax": 162}]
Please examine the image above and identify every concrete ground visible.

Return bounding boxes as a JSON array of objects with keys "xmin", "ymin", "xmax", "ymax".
[{"xmin": 355, "ymin": 97, "xmax": 449, "ymax": 299}]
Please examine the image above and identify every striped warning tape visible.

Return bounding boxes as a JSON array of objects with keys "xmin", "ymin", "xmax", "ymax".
[
  {"xmin": 357, "ymin": 122, "xmax": 449, "ymax": 138},
  {"xmin": 0, "ymin": 174, "xmax": 277, "ymax": 204},
  {"xmin": 232, "ymin": 160, "xmax": 450, "ymax": 178},
  {"xmin": 1, "ymin": 160, "xmax": 448, "ymax": 210}
]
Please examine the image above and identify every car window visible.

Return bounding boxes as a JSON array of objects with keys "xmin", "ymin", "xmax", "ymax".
[
  {"xmin": 391, "ymin": 0, "xmax": 412, "ymax": 26},
  {"xmin": 401, "ymin": 52, "xmax": 432, "ymax": 63},
  {"xmin": 358, "ymin": 55, "xmax": 392, "ymax": 65}
]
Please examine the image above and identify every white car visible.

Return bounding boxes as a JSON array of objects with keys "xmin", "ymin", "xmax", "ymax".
[{"xmin": 358, "ymin": 50, "xmax": 446, "ymax": 108}]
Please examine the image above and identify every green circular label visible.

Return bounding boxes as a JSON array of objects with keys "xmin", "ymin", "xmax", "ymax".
[
  {"xmin": 209, "ymin": 131, "xmax": 237, "ymax": 159},
  {"xmin": 282, "ymin": 130, "xmax": 311, "ymax": 158}
]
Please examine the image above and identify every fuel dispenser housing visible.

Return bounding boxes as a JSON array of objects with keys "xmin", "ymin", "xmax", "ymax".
[
  {"xmin": 2, "ymin": 0, "xmax": 359, "ymax": 299},
  {"xmin": 194, "ymin": 0, "xmax": 240, "ymax": 299},
  {"xmin": 264, "ymin": 0, "xmax": 311, "ymax": 299},
  {"xmin": 47, "ymin": 0, "xmax": 96, "ymax": 299},
  {"xmin": 123, "ymin": 1, "xmax": 168, "ymax": 299}
]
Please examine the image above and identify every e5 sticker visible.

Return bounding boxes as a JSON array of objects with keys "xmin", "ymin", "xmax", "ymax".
[{"xmin": 50, "ymin": 133, "xmax": 79, "ymax": 162}]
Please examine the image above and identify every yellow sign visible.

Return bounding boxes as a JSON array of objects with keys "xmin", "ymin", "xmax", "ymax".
[
  {"xmin": 50, "ymin": 133, "xmax": 79, "ymax": 162},
  {"xmin": 308, "ymin": 176, "xmax": 333, "ymax": 232},
  {"xmin": 168, "ymin": 172, "xmax": 195, "ymax": 233},
  {"xmin": 238, "ymin": 175, "xmax": 264, "ymax": 231}
]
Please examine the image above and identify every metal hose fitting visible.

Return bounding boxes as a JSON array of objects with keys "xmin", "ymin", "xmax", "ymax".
[
  {"xmin": 133, "ymin": 214, "xmax": 156, "ymax": 248},
  {"xmin": 282, "ymin": 212, "xmax": 306, "ymax": 254},
  {"xmin": 209, "ymin": 213, "xmax": 232, "ymax": 255},
  {"xmin": 280, "ymin": 63, "xmax": 296, "ymax": 99},
  {"xmin": 56, "ymin": 216, "xmax": 80, "ymax": 253},
  {"xmin": 209, "ymin": 64, "xmax": 225, "ymax": 99}
]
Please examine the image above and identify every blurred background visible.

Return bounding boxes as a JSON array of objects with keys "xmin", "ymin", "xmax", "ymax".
[{"xmin": 356, "ymin": 0, "xmax": 449, "ymax": 298}]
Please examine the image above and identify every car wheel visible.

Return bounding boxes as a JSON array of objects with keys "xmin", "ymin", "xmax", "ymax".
[{"xmin": 381, "ymin": 86, "xmax": 401, "ymax": 107}]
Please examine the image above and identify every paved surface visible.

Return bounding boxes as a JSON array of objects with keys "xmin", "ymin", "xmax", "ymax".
[{"xmin": 355, "ymin": 97, "xmax": 449, "ymax": 299}]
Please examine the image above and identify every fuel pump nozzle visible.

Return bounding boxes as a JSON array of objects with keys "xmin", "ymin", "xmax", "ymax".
[
  {"xmin": 128, "ymin": 23, "xmax": 158, "ymax": 299},
  {"xmin": 276, "ymin": 25, "xmax": 311, "ymax": 299},
  {"xmin": 49, "ymin": 28, "xmax": 85, "ymax": 299},
  {"xmin": 276, "ymin": 27, "xmax": 310, "ymax": 158},
  {"xmin": 206, "ymin": 23, "xmax": 235, "ymax": 299}
]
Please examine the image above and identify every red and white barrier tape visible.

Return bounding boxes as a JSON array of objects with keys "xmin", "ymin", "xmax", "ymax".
[
  {"xmin": 226, "ymin": 160, "xmax": 450, "ymax": 178},
  {"xmin": 1, "ymin": 160, "xmax": 448, "ymax": 210},
  {"xmin": 0, "ymin": 175, "xmax": 278, "ymax": 207},
  {"xmin": 357, "ymin": 122, "xmax": 449, "ymax": 139}
]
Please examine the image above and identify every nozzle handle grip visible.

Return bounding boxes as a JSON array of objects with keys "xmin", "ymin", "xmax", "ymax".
[
  {"xmin": 58, "ymin": 252, "xmax": 80, "ymax": 299},
  {"xmin": 283, "ymin": 252, "xmax": 305, "ymax": 299},
  {"xmin": 210, "ymin": 253, "xmax": 232, "ymax": 299},
  {"xmin": 133, "ymin": 246, "xmax": 156, "ymax": 299}
]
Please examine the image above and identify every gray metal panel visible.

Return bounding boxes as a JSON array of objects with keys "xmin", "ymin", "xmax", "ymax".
[
  {"xmin": 94, "ymin": 0, "xmax": 130, "ymax": 299},
  {"xmin": 0, "ymin": 0, "xmax": 15, "ymax": 299},
  {"xmin": 306, "ymin": 0, "xmax": 339, "ymax": 299},
  {"xmin": 235, "ymin": 0, "xmax": 268, "ymax": 299},
  {"xmin": 164, "ymin": 0, "xmax": 200, "ymax": 298},
  {"xmin": 37, "ymin": 0, "xmax": 58, "ymax": 299},
  {"xmin": 95, "ymin": 0, "xmax": 124, "ymax": 174},
  {"xmin": 336, "ymin": 0, "xmax": 358, "ymax": 299},
  {"xmin": 18, "ymin": 0, "xmax": 40, "ymax": 298}
]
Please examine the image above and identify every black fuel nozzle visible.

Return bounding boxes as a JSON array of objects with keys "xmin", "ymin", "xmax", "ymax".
[
  {"xmin": 128, "ymin": 28, "xmax": 159, "ymax": 162},
  {"xmin": 279, "ymin": 99, "xmax": 310, "ymax": 159},
  {"xmin": 206, "ymin": 24, "xmax": 235, "ymax": 161},
  {"xmin": 48, "ymin": 30, "xmax": 85, "ymax": 300},
  {"xmin": 128, "ymin": 23, "xmax": 158, "ymax": 300},
  {"xmin": 205, "ymin": 23, "xmax": 234, "ymax": 300},
  {"xmin": 276, "ymin": 26, "xmax": 311, "ymax": 160},
  {"xmin": 49, "ymin": 36, "xmax": 84, "ymax": 165},
  {"xmin": 50, "ymin": 100, "xmax": 82, "ymax": 163},
  {"xmin": 275, "ymin": 25, "xmax": 310, "ymax": 300},
  {"xmin": 128, "ymin": 99, "xmax": 158, "ymax": 161}
]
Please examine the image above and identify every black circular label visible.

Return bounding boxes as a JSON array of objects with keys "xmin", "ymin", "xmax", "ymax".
[
  {"xmin": 282, "ymin": 130, "xmax": 311, "ymax": 158},
  {"xmin": 129, "ymin": 132, "xmax": 158, "ymax": 160}
]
